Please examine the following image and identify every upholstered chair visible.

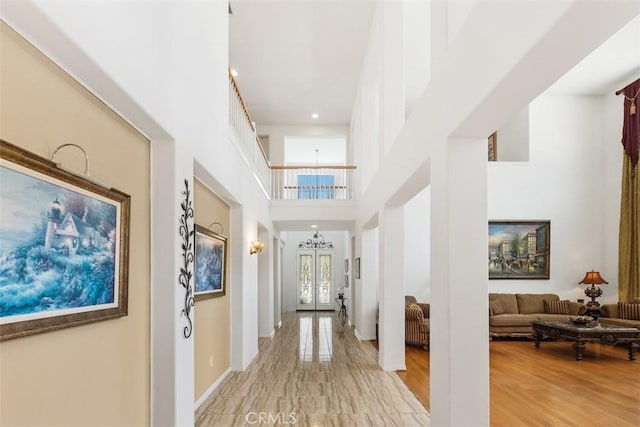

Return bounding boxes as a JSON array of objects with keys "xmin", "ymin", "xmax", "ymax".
[{"xmin": 405, "ymin": 296, "xmax": 430, "ymax": 350}]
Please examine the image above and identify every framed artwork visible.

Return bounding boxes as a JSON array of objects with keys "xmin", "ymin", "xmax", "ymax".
[
  {"xmin": 488, "ymin": 132, "xmax": 497, "ymax": 161},
  {"xmin": 194, "ymin": 224, "xmax": 227, "ymax": 300},
  {"xmin": 344, "ymin": 274, "xmax": 349, "ymax": 287},
  {"xmin": 0, "ymin": 139, "xmax": 130, "ymax": 341},
  {"xmin": 344, "ymin": 258, "xmax": 348, "ymax": 273},
  {"xmin": 355, "ymin": 257, "xmax": 361, "ymax": 279},
  {"xmin": 488, "ymin": 220, "xmax": 550, "ymax": 280}
]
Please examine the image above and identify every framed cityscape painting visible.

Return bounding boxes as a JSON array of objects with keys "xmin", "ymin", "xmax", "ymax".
[
  {"xmin": 488, "ymin": 220, "xmax": 550, "ymax": 279},
  {"xmin": 0, "ymin": 139, "xmax": 130, "ymax": 341},
  {"xmin": 194, "ymin": 224, "xmax": 227, "ymax": 300}
]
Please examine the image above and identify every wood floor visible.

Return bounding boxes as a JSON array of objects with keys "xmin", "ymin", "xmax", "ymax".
[{"xmin": 383, "ymin": 338, "xmax": 640, "ymax": 426}]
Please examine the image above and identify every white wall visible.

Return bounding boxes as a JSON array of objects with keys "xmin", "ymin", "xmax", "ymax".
[
  {"xmin": 258, "ymin": 124, "xmax": 350, "ymax": 165},
  {"xmin": 281, "ymin": 230, "xmax": 348, "ymax": 312},
  {"xmin": 496, "ymin": 105, "xmax": 529, "ymax": 161},
  {"xmin": 1, "ymin": 2, "xmax": 276, "ymax": 424},
  {"xmin": 404, "ymin": 0, "xmax": 431, "ymax": 118},
  {"xmin": 404, "ymin": 186, "xmax": 431, "ymax": 302},
  {"xmin": 488, "ymin": 95, "xmax": 608, "ymax": 302},
  {"xmin": 602, "ymin": 82, "xmax": 626, "ymax": 303}
]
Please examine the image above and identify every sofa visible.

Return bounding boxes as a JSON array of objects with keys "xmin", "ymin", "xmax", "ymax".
[
  {"xmin": 405, "ymin": 296, "xmax": 430, "ymax": 350},
  {"xmin": 489, "ymin": 293, "xmax": 586, "ymax": 338},
  {"xmin": 599, "ymin": 298, "xmax": 640, "ymax": 328}
]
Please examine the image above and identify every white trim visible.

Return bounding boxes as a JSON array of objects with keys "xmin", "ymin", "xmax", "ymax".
[
  {"xmin": 194, "ymin": 367, "xmax": 232, "ymax": 410},
  {"xmin": 270, "ymin": 329, "xmax": 275, "ymax": 338},
  {"xmin": 380, "ymin": 363, "xmax": 406, "ymax": 372},
  {"xmin": 277, "ymin": 320, "xmax": 282, "ymax": 328},
  {"xmin": 354, "ymin": 329, "xmax": 363, "ymax": 341}
]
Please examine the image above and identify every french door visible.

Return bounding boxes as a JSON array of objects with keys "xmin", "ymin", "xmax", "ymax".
[{"xmin": 296, "ymin": 249, "xmax": 334, "ymax": 310}]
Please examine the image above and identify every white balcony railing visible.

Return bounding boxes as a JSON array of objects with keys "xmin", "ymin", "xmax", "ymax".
[
  {"xmin": 229, "ymin": 70, "xmax": 271, "ymax": 195},
  {"xmin": 229, "ymin": 71, "xmax": 356, "ymax": 201},
  {"xmin": 271, "ymin": 166, "xmax": 356, "ymax": 200}
]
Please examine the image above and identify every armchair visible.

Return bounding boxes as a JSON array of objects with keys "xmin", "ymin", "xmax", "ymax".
[{"xmin": 405, "ymin": 296, "xmax": 430, "ymax": 350}]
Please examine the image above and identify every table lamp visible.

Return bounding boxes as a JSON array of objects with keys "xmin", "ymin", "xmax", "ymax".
[{"xmin": 579, "ymin": 270, "xmax": 608, "ymax": 311}]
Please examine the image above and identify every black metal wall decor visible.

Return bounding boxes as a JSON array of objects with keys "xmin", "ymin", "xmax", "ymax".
[
  {"xmin": 179, "ymin": 179, "xmax": 195, "ymax": 339},
  {"xmin": 298, "ymin": 231, "xmax": 333, "ymax": 249}
]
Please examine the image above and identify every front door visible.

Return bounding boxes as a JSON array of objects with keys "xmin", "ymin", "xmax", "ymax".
[{"xmin": 296, "ymin": 249, "xmax": 334, "ymax": 310}]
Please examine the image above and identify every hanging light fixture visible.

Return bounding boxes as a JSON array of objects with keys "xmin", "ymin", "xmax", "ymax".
[{"xmin": 298, "ymin": 231, "xmax": 333, "ymax": 248}]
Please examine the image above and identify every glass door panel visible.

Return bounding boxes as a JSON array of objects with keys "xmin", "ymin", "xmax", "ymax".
[
  {"xmin": 316, "ymin": 251, "xmax": 334, "ymax": 310},
  {"xmin": 297, "ymin": 251, "xmax": 315, "ymax": 310},
  {"xmin": 296, "ymin": 249, "xmax": 334, "ymax": 310}
]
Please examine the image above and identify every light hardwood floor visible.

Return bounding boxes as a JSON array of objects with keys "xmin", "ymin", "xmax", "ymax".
[
  {"xmin": 389, "ymin": 338, "xmax": 640, "ymax": 426},
  {"xmin": 196, "ymin": 311, "xmax": 428, "ymax": 426}
]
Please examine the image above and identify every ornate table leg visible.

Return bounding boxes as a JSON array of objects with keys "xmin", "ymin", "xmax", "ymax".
[
  {"xmin": 534, "ymin": 330, "xmax": 542, "ymax": 349},
  {"xmin": 628, "ymin": 342, "xmax": 638, "ymax": 361},
  {"xmin": 572, "ymin": 340, "xmax": 586, "ymax": 361}
]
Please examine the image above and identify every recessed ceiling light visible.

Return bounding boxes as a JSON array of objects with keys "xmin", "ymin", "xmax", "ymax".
[
  {"xmin": 311, "ymin": 113, "xmax": 318, "ymax": 119},
  {"xmin": 311, "ymin": 224, "xmax": 318, "ymax": 228},
  {"xmin": 230, "ymin": 69, "xmax": 238, "ymax": 77}
]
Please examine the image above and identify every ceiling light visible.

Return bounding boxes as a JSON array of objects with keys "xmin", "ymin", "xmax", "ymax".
[
  {"xmin": 311, "ymin": 224, "xmax": 318, "ymax": 228},
  {"xmin": 311, "ymin": 113, "xmax": 318, "ymax": 119},
  {"xmin": 230, "ymin": 69, "xmax": 238, "ymax": 77}
]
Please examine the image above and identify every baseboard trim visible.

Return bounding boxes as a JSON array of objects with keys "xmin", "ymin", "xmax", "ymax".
[
  {"xmin": 380, "ymin": 363, "xmax": 406, "ymax": 372},
  {"xmin": 194, "ymin": 367, "xmax": 232, "ymax": 410},
  {"xmin": 354, "ymin": 329, "xmax": 362, "ymax": 341}
]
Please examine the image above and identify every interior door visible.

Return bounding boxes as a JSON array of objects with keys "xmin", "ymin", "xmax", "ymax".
[{"xmin": 296, "ymin": 249, "xmax": 334, "ymax": 310}]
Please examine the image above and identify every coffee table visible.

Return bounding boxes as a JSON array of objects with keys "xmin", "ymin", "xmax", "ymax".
[{"xmin": 532, "ymin": 320, "xmax": 640, "ymax": 361}]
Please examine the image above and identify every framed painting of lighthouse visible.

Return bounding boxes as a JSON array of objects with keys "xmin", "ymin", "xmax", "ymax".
[{"xmin": 0, "ymin": 139, "xmax": 130, "ymax": 341}]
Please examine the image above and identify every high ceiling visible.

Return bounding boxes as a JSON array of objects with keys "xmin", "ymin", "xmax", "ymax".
[
  {"xmin": 230, "ymin": 2, "xmax": 639, "ymax": 130},
  {"xmin": 229, "ymin": 0, "xmax": 375, "ymax": 126},
  {"xmin": 547, "ymin": 13, "xmax": 640, "ymax": 95}
]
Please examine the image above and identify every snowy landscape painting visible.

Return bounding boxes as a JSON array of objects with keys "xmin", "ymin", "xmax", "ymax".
[
  {"xmin": 194, "ymin": 224, "xmax": 226, "ymax": 300},
  {"xmin": 0, "ymin": 140, "xmax": 130, "ymax": 341}
]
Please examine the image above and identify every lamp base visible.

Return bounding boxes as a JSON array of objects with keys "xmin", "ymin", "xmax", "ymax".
[{"xmin": 584, "ymin": 284, "xmax": 603, "ymax": 318}]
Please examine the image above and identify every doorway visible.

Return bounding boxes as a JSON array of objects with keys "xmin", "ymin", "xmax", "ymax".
[{"xmin": 296, "ymin": 249, "xmax": 335, "ymax": 310}]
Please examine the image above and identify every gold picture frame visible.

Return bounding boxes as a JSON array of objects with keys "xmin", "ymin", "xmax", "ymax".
[{"xmin": 0, "ymin": 139, "xmax": 130, "ymax": 341}]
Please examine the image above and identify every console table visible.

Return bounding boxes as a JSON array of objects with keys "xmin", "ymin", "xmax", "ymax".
[
  {"xmin": 532, "ymin": 320, "xmax": 640, "ymax": 361},
  {"xmin": 335, "ymin": 297, "xmax": 347, "ymax": 317}
]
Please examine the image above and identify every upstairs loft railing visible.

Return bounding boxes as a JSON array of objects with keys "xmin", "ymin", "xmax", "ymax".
[
  {"xmin": 228, "ymin": 69, "xmax": 271, "ymax": 193},
  {"xmin": 271, "ymin": 166, "xmax": 356, "ymax": 200},
  {"xmin": 229, "ymin": 70, "xmax": 357, "ymax": 201}
]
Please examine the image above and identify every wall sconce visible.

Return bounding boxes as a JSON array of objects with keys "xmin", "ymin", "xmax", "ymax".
[{"xmin": 249, "ymin": 240, "xmax": 264, "ymax": 255}]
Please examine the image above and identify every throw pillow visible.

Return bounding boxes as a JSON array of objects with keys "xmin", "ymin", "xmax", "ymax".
[
  {"xmin": 544, "ymin": 299, "xmax": 570, "ymax": 314},
  {"xmin": 618, "ymin": 303, "xmax": 640, "ymax": 320},
  {"xmin": 489, "ymin": 299, "xmax": 505, "ymax": 316}
]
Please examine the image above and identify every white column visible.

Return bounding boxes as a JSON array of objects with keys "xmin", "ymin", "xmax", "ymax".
[
  {"xmin": 430, "ymin": 138, "xmax": 489, "ymax": 426},
  {"xmin": 356, "ymin": 228, "xmax": 378, "ymax": 340},
  {"xmin": 229, "ymin": 208, "xmax": 260, "ymax": 370},
  {"xmin": 382, "ymin": 0, "xmax": 405, "ymax": 154},
  {"xmin": 378, "ymin": 206, "xmax": 405, "ymax": 371},
  {"xmin": 150, "ymin": 140, "xmax": 194, "ymax": 427},
  {"xmin": 258, "ymin": 228, "xmax": 274, "ymax": 337}
]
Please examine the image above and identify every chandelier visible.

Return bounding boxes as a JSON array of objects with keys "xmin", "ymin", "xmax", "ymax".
[{"xmin": 298, "ymin": 231, "xmax": 333, "ymax": 248}]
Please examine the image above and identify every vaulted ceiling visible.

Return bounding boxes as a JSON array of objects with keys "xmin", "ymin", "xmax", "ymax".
[{"xmin": 229, "ymin": 2, "xmax": 639, "ymax": 129}]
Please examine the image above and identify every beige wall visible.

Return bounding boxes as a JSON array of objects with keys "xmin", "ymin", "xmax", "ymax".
[
  {"xmin": 0, "ymin": 23, "xmax": 150, "ymax": 426},
  {"xmin": 193, "ymin": 179, "xmax": 231, "ymax": 400}
]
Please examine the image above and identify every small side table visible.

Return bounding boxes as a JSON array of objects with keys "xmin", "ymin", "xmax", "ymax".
[{"xmin": 335, "ymin": 297, "xmax": 348, "ymax": 317}]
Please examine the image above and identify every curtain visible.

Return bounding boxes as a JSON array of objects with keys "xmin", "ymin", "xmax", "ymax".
[{"xmin": 618, "ymin": 78, "xmax": 640, "ymax": 302}]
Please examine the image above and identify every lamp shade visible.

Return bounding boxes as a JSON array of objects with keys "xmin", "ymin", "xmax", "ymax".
[{"xmin": 579, "ymin": 270, "xmax": 608, "ymax": 285}]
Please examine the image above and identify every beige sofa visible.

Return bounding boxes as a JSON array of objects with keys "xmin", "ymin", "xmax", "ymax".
[
  {"xmin": 489, "ymin": 293, "xmax": 586, "ymax": 338},
  {"xmin": 599, "ymin": 298, "xmax": 640, "ymax": 328}
]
